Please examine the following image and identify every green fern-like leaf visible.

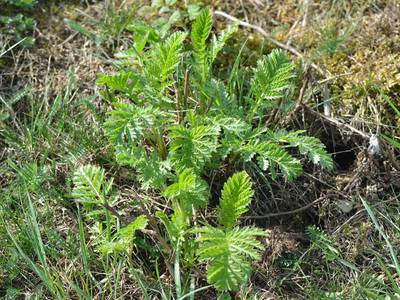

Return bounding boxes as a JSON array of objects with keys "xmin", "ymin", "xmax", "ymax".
[
  {"xmin": 191, "ymin": 8, "xmax": 212, "ymax": 81},
  {"xmin": 168, "ymin": 124, "xmax": 219, "ymax": 173},
  {"xmin": 160, "ymin": 169, "xmax": 209, "ymax": 236},
  {"xmin": 218, "ymin": 171, "xmax": 253, "ymax": 228},
  {"xmin": 156, "ymin": 210, "xmax": 181, "ymax": 242},
  {"xmin": 210, "ymin": 22, "xmax": 238, "ymax": 63},
  {"xmin": 7, "ymin": 160, "xmax": 45, "ymax": 192},
  {"xmin": 126, "ymin": 21, "xmax": 160, "ymax": 53},
  {"xmin": 285, "ymin": 135, "xmax": 333, "ymax": 170},
  {"xmin": 307, "ymin": 225, "xmax": 340, "ymax": 262},
  {"xmin": 104, "ymin": 103, "xmax": 163, "ymax": 146},
  {"xmin": 136, "ymin": 156, "xmax": 171, "ymax": 190},
  {"xmin": 203, "ymin": 79, "xmax": 235, "ymax": 113},
  {"xmin": 100, "ymin": 215, "xmax": 148, "ymax": 255},
  {"xmin": 96, "ymin": 71, "xmax": 140, "ymax": 95},
  {"xmin": 164, "ymin": 168, "xmax": 209, "ymax": 210},
  {"xmin": 146, "ymin": 31, "xmax": 187, "ymax": 91},
  {"xmin": 242, "ymin": 141, "xmax": 302, "ymax": 180},
  {"xmin": 210, "ymin": 116, "xmax": 250, "ymax": 159},
  {"xmin": 267, "ymin": 130, "xmax": 333, "ymax": 169},
  {"xmin": 72, "ymin": 165, "xmax": 112, "ymax": 204},
  {"xmin": 251, "ymin": 49, "xmax": 295, "ymax": 116},
  {"xmin": 114, "ymin": 144, "xmax": 145, "ymax": 168},
  {"xmin": 211, "ymin": 116, "xmax": 250, "ymax": 137},
  {"xmin": 115, "ymin": 145, "xmax": 170, "ymax": 190},
  {"xmin": 196, "ymin": 226, "xmax": 265, "ymax": 291}
]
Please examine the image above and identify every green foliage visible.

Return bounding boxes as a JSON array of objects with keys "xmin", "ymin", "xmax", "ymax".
[
  {"xmin": 94, "ymin": 8, "xmax": 332, "ymax": 296},
  {"xmin": 191, "ymin": 9, "xmax": 238, "ymax": 83},
  {"xmin": 317, "ymin": 23, "xmax": 355, "ymax": 57},
  {"xmin": 307, "ymin": 225, "xmax": 340, "ymax": 262},
  {"xmin": 64, "ymin": 18, "xmax": 104, "ymax": 46},
  {"xmin": 164, "ymin": 168, "xmax": 209, "ymax": 211},
  {"xmin": 3, "ymin": 2, "xmax": 400, "ymax": 299},
  {"xmin": 127, "ymin": 21, "xmax": 160, "ymax": 53},
  {"xmin": 72, "ymin": 165, "xmax": 148, "ymax": 256},
  {"xmin": 168, "ymin": 124, "xmax": 219, "ymax": 173},
  {"xmin": 251, "ymin": 49, "xmax": 295, "ymax": 118},
  {"xmin": 115, "ymin": 145, "xmax": 171, "ymax": 190},
  {"xmin": 197, "ymin": 226, "xmax": 265, "ymax": 291},
  {"xmin": 145, "ymin": 31, "xmax": 187, "ymax": 91},
  {"xmin": 72, "ymin": 165, "xmax": 112, "ymax": 205},
  {"xmin": 242, "ymin": 141, "xmax": 303, "ymax": 180},
  {"xmin": 5, "ymin": 0, "xmax": 37, "ymax": 8},
  {"xmin": 0, "ymin": 0, "xmax": 37, "ymax": 46},
  {"xmin": 97, "ymin": 71, "xmax": 140, "ymax": 95},
  {"xmin": 382, "ymin": 95, "xmax": 400, "ymax": 150},
  {"xmin": 267, "ymin": 129, "xmax": 334, "ymax": 169},
  {"xmin": 161, "ymin": 168, "xmax": 209, "ymax": 242},
  {"xmin": 286, "ymin": 134, "xmax": 333, "ymax": 169},
  {"xmin": 252, "ymin": 49, "xmax": 295, "ymax": 100},
  {"xmin": 100, "ymin": 215, "xmax": 148, "ymax": 255},
  {"xmin": 218, "ymin": 171, "xmax": 253, "ymax": 228},
  {"xmin": 100, "ymin": 10, "xmax": 331, "ymax": 183},
  {"xmin": 210, "ymin": 23, "xmax": 239, "ymax": 64},
  {"xmin": 196, "ymin": 172, "xmax": 266, "ymax": 292},
  {"xmin": 267, "ymin": 130, "xmax": 333, "ymax": 170},
  {"xmin": 104, "ymin": 103, "xmax": 163, "ymax": 146},
  {"xmin": 4, "ymin": 198, "xmax": 67, "ymax": 299},
  {"xmin": 191, "ymin": 8, "xmax": 212, "ymax": 81}
]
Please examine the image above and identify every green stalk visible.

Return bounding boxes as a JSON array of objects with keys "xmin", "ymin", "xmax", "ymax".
[{"xmin": 361, "ymin": 197, "xmax": 400, "ymax": 278}]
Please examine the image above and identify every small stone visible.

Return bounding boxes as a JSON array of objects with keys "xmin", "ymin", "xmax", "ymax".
[{"xmin": 336, "ymin": 200, "xmax": 353, "ymax": 213}]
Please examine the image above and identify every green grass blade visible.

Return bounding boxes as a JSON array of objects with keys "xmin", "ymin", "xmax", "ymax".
[
  {"xmin": 361, "ymin": 197, "xmax": 400, "ymax": 278},
  {"xmin": 178, "ymin": 284, "xmax": 213, "ymax": 300}
]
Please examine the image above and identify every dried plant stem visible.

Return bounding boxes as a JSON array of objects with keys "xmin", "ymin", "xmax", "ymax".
[{"xmin": 245, "ymin": 196, "xmax": 327, "ymax": 220}]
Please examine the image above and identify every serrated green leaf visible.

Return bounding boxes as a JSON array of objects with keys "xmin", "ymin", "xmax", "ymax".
[
  {"xmin": 242, "ymin": 141, "xmax": 302, "ymax": 180},
  {"xmin": 104, "ymin": 103, "xmax": 163, "ymax": 146},
  {"xmin": 115, "ymin": 145, "xmax": 170, "ymax": 190},
  {"xmin": 252, "ymin": 49, "xmax": 295, "ymax": 101},
  {"xmin": 267, "ymin": 130, "xmax": 333, "ymax": 170},
  {"xmin": 191, "ymin": 8, "xmax": 212, "ymax": 81},
  {"xmin": 251, "ymin": 49, "xmax": 295, "ymax": 119},
  {"xmin": 100, "ymin": 215, "xmax": 148, "ymax": 255},
  {"xmin": 211, "ymin": 22, "xmax": 238, "ymax": 63},
  {"xmin": 96, "ymin": 71, "xmax": 140, "ymax": 95},
  {"xmin": 164, "ymin": 168, "xmax": 209, "ymax": 210},
  {"xmin": 168, "ymin": 124, "xmax": 219, "ymax": 173},
  {"xmin": 218, "ymin": 171, "xmax": 253, "ymax": 228},
  {"xmin": 146, "ymin": 31, "xmax": 186, "ymax": 91},
  {"xmin": 196, "ymin": 226, "xmax": 266, "ymax": 291},
  {"xmin": 72, "ymin": 165, "xmax": 111, "ymax": 204}
]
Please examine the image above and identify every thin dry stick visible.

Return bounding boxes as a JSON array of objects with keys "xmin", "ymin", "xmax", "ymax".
[
  {"xmin": 282, "ymin": 69, "xmax": 310, "ymax": 126},
  {"xmin": 214, "ymin": 10, "xmax": 327, "ymax": 77},
  {"xmin": 317, "ymin": 72, "xmax": 353, "ymax": 84},
  {"xmin": 245, "ymin": 196, "xmax": 327, "ymax": 220},
  {"xmin": 0, "ymin": 38, "xmax": 26, "ymax": 58},
  {"xmin": 302, "ymin": 104, "xmax": 370, "ymax": 139}
]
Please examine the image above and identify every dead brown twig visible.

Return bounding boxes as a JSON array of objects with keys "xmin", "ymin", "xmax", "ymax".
[
  {"xmin": 281, "ymin": 68, "xmax": 310, "ymax": 126},
  {"xmin": 245, "ymin": 195, "xmax": 328, "ymax": 220},
  {"xmin": 302, "ymin": 104, "xmax": 371, "ymax": 139}
]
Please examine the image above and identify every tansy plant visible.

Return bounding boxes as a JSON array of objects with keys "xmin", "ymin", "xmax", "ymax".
[{"xmin": 72, "ymin": 8, "xmax": 333, "ymax": 297}]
